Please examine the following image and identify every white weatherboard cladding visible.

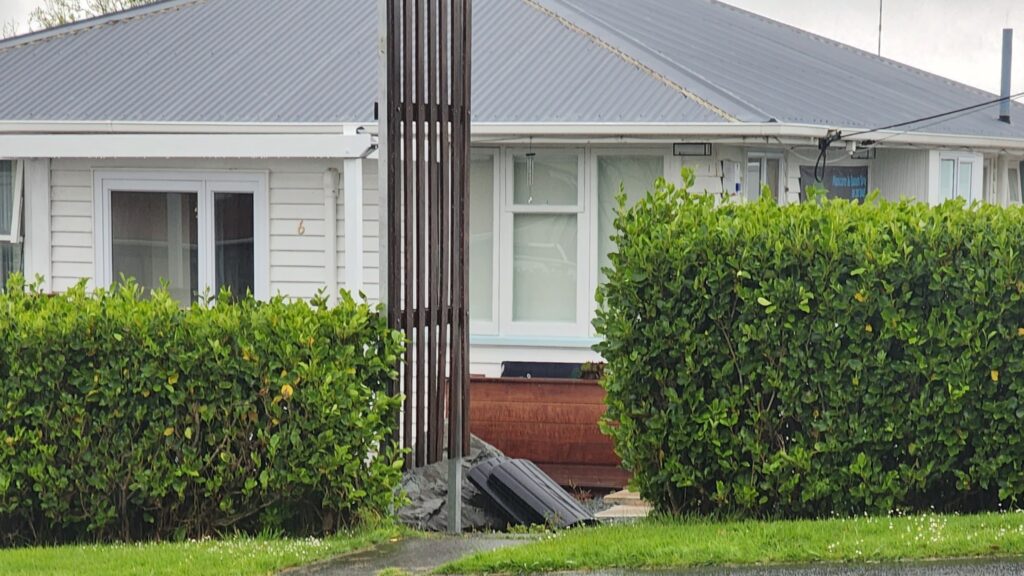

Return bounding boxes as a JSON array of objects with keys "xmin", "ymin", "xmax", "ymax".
[
  {"xmin": 47, "ymin": 158, "xmax": 379, "ymax": 301},
  {"xmin": 872, "ymin": 149, "xmax": 930, "ymax": 203}
]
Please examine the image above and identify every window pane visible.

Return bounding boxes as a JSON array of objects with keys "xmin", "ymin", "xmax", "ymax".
[
  {"xmin": 0, "ymin": 161, "xmax": 12, "ymax": 237},
  {"xmin": 958, "ymin": 162, "xmax": 973, "ymax": 202},
  {"xmin": 766, "ymin": 158, "xmax": 781, "ymax": 200},
  {"xmin": 940, "ymin": 159, "xmax": 956, "ymax": 201},
  {"xmin": 598, "ymin": 155, "xmax": 664, "ymax": 282},
  {"xmin": 215, "ymin": 193, "xmax": 255, "ymax": 300},
  {"xmin": 513, "ymin": 153, "xmax": 578, "ymax": 206},
  {"xmin": 513, "ymin": 214, "xmax": 577, "ymax": 323},
  {"xmin": 0, "ymin": 241, "xmax": 21, "ymax": 290},
  {"xmin": 111, "ymin": 191, "xmax": 198, "ymax": 305},
  {"xmin": 470, "ymin": 152, "xmax": 495, "ymax": 323},
  {"xmin": 745, "ymin": 160, "xmax": 761, "ymax": 202},
  {"xmin": 1012, "ymin": 167, "xmax": 1022, "ymax": 205}
]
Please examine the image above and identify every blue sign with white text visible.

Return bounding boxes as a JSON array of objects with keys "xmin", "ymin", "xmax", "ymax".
[{"xmin": 799, "ymin": 166, "xmax": 870, "ymax": 203}]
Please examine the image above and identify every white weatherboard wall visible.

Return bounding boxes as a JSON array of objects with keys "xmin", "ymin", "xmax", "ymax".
[
  {"xmin": 47, "ymin": 158, "xmax": 379, "ymax": 300},
  {"xmin": 872, "ymin": 149, "xmax": 930, "ymax": 203}
]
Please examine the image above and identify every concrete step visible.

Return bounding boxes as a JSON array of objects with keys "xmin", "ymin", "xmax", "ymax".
[
  {"xmin": 603, "ymin": 489, "xmax": 645, "ymax": 506},
  {"xmin": 594, "ymin": 503, "xmax": 652, "ymax": 521}
]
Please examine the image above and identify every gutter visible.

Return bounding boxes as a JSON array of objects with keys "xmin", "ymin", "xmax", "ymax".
[
  {"xmin": 465, "ymin": 123, "xmax": 1024, "ymax": 153},
  {"xmin": 0, "ymin": 121, "xmax": 371, "ymax": 135},
  {"xmin": 0, "ymin": 121, "xmax": 1021, "ymax": 155}
]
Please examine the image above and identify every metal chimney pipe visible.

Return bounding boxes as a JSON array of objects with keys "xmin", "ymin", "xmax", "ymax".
[{"xmin": 1000, "ymin": 28, "xmax": 1013, "ymax": 124}]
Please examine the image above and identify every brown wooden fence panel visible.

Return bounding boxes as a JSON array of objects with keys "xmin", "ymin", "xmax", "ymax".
[{"xmin": 385, "ymin": 0, "xmax": 471, "ymax": 468}]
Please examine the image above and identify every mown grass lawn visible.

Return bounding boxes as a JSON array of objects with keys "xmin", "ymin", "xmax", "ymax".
[
  {"xmin": 439, "ymin": 513, "xmax": 1024, "ymax": 574},
  {"xmin": 0, "ymin": 524, "xmax": 403, "ymax": 576}
]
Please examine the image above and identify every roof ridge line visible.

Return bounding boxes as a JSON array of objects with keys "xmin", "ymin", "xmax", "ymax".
[
  {"xmin": 0, "ymin": 0, "xmax": 206, "ymax": 54},
  {"xmin": 554, "ymin": 0, "xmax": 774, "ymax": 121},
  {"xmin": 709, "ymin": 0, "xmax": 999, "ymax": 100},
  {"xmin": 519, "ymin": 0, "xmax": 739, "ymax": 123}
]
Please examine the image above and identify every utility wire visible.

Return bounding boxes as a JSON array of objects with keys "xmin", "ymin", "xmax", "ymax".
[
  {"xmin": 858, "ymin": 102, "xmax": 1003, "ymax": 151},
  {"xmin": 813, "ymin": 90, "xmax": 1024, "ymax": 183},
  {"xmin": 845, "ymin": 90, "xmax": 1024, "ymax": 139}
]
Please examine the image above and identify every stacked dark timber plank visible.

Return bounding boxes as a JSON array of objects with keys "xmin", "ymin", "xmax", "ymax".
[
  {"xmin": 385, "ymin": 0, "xmax": 472, "ymax": 468},
  {"xmin": 469, "ymin": 377, "xmax": 630, "ymax": 489}
]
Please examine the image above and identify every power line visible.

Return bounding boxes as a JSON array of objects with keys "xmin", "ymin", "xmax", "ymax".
[
  {"xmin": 845, "ymin": 90, "xmax": 1024, "ymax": 139},
  {"xmin": 812, "ymin": 90, "xmax": 1024, "ymax": 183},
  {"xmin": 858, "ymin": 102, "xmax": 1004, "ymax": 151}
]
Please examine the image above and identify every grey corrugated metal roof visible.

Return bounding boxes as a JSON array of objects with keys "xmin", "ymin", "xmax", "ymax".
[
  {"xmin": 0, "ymin": 0, "xmax": 723, "ymax": 124},
  {"xmin": 0, "ymin": 0, "xmax": 1021, "ymax": 140},
  {"xmin": 473, "ymin": 0, "xmax": 726, "ymax": 123},
  {"xmin": 0, "ymin": 0, "xmax": 378, "ymax": 123},
  {"xmin": 540, "ymin": 0, "xmax": 1024, "ymax": 139}
]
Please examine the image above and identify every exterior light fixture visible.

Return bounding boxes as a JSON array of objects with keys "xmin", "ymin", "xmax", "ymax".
[{"xmin": 673, "ymin": 143, "xmax": 713, "ymax": 157}]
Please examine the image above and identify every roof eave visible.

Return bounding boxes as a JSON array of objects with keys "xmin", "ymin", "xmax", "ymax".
[
  {"xmin": 470, "ymin": 122, "xmax": 1024, "ymax": 153},
  {"xmin": 0, "ymin": 120, "xmax": 371, "ymax": 135},
  {"xmin": 1, "ymin": 121, "xmax": 1021, "ymax": 155}
]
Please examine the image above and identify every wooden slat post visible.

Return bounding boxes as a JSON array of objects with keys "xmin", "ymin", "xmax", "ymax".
[
  {"xmin": 383, "ymin": 0, "xmax": 472, "ymax": 531},
  {"xmin": 425, "ymin": 0, "xmax": 440, "ymax": 466},
  {"xmin": 435, "ymin": 0, "xmax": 451, "ymax": 467},
  {"xmin": 401, "ymin": 0, "xmax": 415, "ymax": 456}
]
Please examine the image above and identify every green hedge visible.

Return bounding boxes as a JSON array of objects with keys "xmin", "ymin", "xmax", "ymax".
[
  {"xmin": 0, "ymin": 279, "xmax": 404, "ymax": 544},
  {"xmin": 595, "ymin": 171, "xmax": 1024, "ymax": 518}
]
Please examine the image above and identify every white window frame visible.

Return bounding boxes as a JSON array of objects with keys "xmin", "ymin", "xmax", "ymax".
[
  {"xmin": 469, "ymin": 145, "xmax": 673, "ymax": 342},
  {"xmin": 93, "ymin": 170, "xmax": 269, "ymax": 300},
  {"xmin": 0, "ymin": 159, "xmax": 24, "ymax": 244},
  {"xmin": 500, "ymin": 147, "xmax": 589, "ymax": 337},
  {"xmin": 470, "ymin": 148, "xmax": 502, "ymax": 336},
  {"xmin": 745, "ymin": 151, "xmax": 785, "ymax": 203},
  {"xmin": 1012, "ymin": 163, "xmax": 1023, "ymax": 205},
  {"xmin": 933, "ymin": 152, "xmax": 982, "ymax": 205},
  {"xmin": 587, "ymin": 147, "xmax": 671, "ymax": 335}
]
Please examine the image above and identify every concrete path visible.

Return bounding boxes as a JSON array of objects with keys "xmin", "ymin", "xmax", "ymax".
[
  {"xmin": 284, "ymin": 535, "xmax": 1024, "ymax": 576},
  {"xmin": 283, "ymin": 534, "xmax": 533, "ymax": 576},
  {"xmin": 567, "ymin": 558, "xmax": 1024, "ymax": 575}
]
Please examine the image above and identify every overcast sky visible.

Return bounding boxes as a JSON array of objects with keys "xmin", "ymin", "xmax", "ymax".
[
  {"xmin": 723, "ymin": 0, "xmax": 1024, "ymax": 95},
  {"xmin": 1, "ymin": 0, "xmax": 1022, "ymax": 95}
]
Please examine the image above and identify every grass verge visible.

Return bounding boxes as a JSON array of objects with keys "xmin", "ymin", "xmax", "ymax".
[
  {"xmin": 439, "ymin": 513, "xmax": 1024, "ymax": 573},
  {"xmin": 0, "ymin": 524, "xmax": 404, "ymax": 576}
]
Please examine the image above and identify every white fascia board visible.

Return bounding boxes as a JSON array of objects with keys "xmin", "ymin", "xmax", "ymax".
[
  {"xmin": 465, "ymin": 122, "xmax": 1024, "ymax": 153},
  {"xmin": 0, "ymin": 121, "xmax": 370, "ymax": 135},
  {"xmin": 0, "ymin": 133, "xmax": 374, "ymax": 159},
  {"xmin": 844, "ymin": 130, "xmax": 1024, "ymax": 153}
]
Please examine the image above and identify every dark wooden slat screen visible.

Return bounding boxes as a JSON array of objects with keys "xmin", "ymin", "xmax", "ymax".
[{"xmin": 386, "ymin": 0, "xmax": 471, "ymax": 468}]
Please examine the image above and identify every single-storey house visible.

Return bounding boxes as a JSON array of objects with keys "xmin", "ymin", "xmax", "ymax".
[{"xmin": 1, "ymin": 0, "xmax": 1023, "ymax": 376}]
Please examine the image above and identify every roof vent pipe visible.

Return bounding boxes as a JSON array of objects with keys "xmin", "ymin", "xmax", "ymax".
[{"xmin": 1000, "ymin": 28, "xmax": 1013, "ymax": 124}]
